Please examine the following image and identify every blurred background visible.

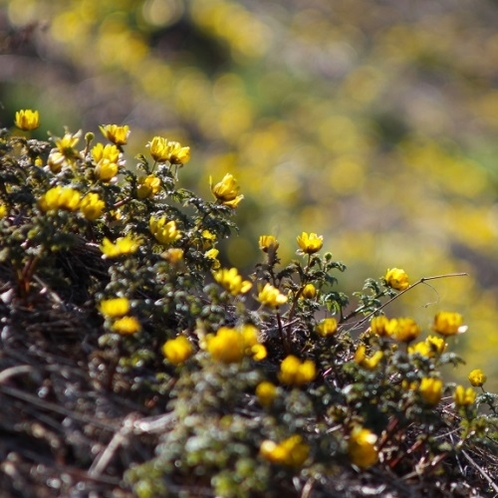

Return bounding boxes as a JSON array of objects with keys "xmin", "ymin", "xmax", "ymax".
[{"xmin": 1, "ymin": 0, "xmax": 497, "ymax": 388}]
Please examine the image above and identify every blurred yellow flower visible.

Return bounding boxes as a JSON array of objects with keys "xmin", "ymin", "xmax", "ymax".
[
  {"xmin": 162, "ymin": 335, "xmax": 193, "ymax": 365},
  {"xmin": 354, "ymin": 344, "xmax": 383, "ymax": 369},
  {"xmin": 384, "ymin": 268, "xmax": 410, "ymax": 291},
  {"xmin": 166, "ymin": 140, "xmax": 191, "ymax": 165},
  {"xmin": 257, "ymin": 283, "xmax": 288, "ymax": 308},
  {"xmin": 260, "ymin": 435, "xmax": 310, "ymax": 467},
  {"xmin": 278, "ymin": 355, "xmax": 316, "ymax": 386},
  {"xmin": 432, "ymin": 311, "xmax": 466, "ymax": 336},
  {"xmin": 55, "ymin": 131, "xmax": 81, "ymax": 157},
  {"xmin": 213, "ymin": 267, "xmax": 252, "ymax": 295},
  {"xmin": 205, "ymin": 248, "xmax": 220, "ymax": 269},
  {"xmin": 258, "ymin": 235, "xmax": 279, "ymax": 253},
  {"xmin": 150, "ymin": 216, "xmax": 181, "ymax": 245},
  {"xmin": 256, "ymin": 381, "xmax": 277, "ymax": 407},
  {"xmin": 315, "ymin": 317, "xmax": 337, "ymax": 337},
  {"xmin": 348, "ymin": 427, "xmax": 378, "ymax": 469},
  {"xmin": 425, "ymin": 335, "xmax": 447, "ymax": 355},
  {"xmin": 297, "ymin": 232, "xmax": 323, "ymax": 254},
  {"xmin": 301, "ymin": 283, "xmax": 317, "ymax": 299},
  {"xmin": 162, "ymin": 248, "xmax": 184, "ymax": 264},
  {"xmin": 95, "ymin": 159, "xmax": 119, "ymax": 182},
  {"xmin": 468, "ymin": 369, "xmax": 487, "ymax": 387},
  {"xmin": 205, "ymin": 325, "xmax": 264, "ymax": 363},
  {"xmin": 454, "ymin": 385, "xmax": 476, "ymax": 406},
  {"xmin": 101, "ymin": 236, "xmax": 140, "ymax": 258},
  {"xmin": 99, "ymin": 297, "xmax": 130, "ymax": 318},
  {"xmin": 370, "ymin": 315, "xmax": 390, "ymax": 337},
  {"xmin": 15, "ymin": 109, "xmax": 40, "ymax": 130},
  {"xmin": 39, "ymin": 186, "xmax": 81, "ymax": 212},
  {"xmin": 210, "ymin": 173, "xmax": 244, "ymax": 208},
  {"xmin": 387, "ymin": 317, "xmax": 421, "ymax": 343},
  {"xmin": 112, "ymin": 316, "xmax": 141, "ymax": 335},
  {"xmin": 408, "ymin": 341, "xmax": 432, "ymax": 357},
  {"xmin": 80, "ymin": 193, "xmax": 105, "ymax": 221},
  {"xmin": 99, "ymin": 124, "xmax": 130, "ymax": 145},
  {"xmin": 0, "ymin": 203, "xmax": 8, "ymax": 219},
  {"xmin": 137, "ymin": 174, "xmax": 161, "ymax": 199},
  {"xmin": 419, "ymin": 377, "xmax": 443, "ymax": 406}
]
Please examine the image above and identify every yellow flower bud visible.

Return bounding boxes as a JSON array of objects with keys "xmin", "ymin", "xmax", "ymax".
[
  {"xmin": 384, "ymin": 268, "xmax": 410, "ymax": 291},
  {"xmin": 468, "ymin": 369, "xmax": 487, "ymax": 387},
  {"xmin": 15, "ymin": 109, "xmax": 40, "ymax": 130},
  {"xmin": 162, "ymin": 335, "xmax": 193, "ymax": 365},
  {"xmin": 297, "ymin": 232, "xmax": 323, "ymax": 254}
]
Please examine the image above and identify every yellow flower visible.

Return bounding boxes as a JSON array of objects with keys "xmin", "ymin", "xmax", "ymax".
[
  {"xmin": 260, "ymin": 435, "xmax": 310, "ymax": 467},
  {"xmin": 315, "ymin": 317, "xmax": 337, "ymax": 337},
  {"xmin": 387, "ymin": 317, "xmax": 421, "ymax": 343},
  {"xmin": 425, "ymin": 335, "xmax": 447, "ymax": 355},
  {"xmin": 80, "ymin": 193, "xmax": 105, "ymax": 221},
  {"xmin": 256, "ymin": 381, "xmax": 277, "ymax": 407},
  {"xmin": 257, "ymin": 283, "xmax": 288, "ymax": 308},
  {"xmin": 92, "ymin": 143, "xmax": 120, "ymax": 164},
  {"xmin": 468, "ymin": 369, "xmax": 487, "ymax": 387},
  {"xmin": 205, "ymin": 248, "xmax": 220, "ymax": 269},
  {"xmin": 408, "ymin": 341, "xmax": 432, "ymax": 357},
  {"xmin": 47, "ymin": 151, "xmax": 66, "ymax": 173},
  {"xmin": 39, "ymin": 186, "xmax": 81, "ymax": 212},
  {"xmin": 162, "ymin": 335, "xmax": 193, "ymax": 365},
  {"xmin": 258, "ymin": 235, "xmax": 279, "ymax": 253},
  {"xmin": 419, "ymin": 377, "xmax": 443, "ymax": 406},
  {"xmin": 297, "ymin": 232, "xmax": 323, "ymax": 254},
  {"xmin": 432, "ymin": 311, "xmax": 466, "ymax": 336},
  {"xmin": 348, "ymin": 427, "xmax": 378, "ymax": 469},
  {"xmin": 0, "ymin": 203, "xmax": 7, "ymax": 219},
  {"xmin": 210, "ymin": 173, "xmax": 244, "ymax": 208},
  {"xmin": 150, "ymin": 216, "xmax": 182, "ymax": 245},
  {"xmin": 384, "ymin": 268, "xmax": 410, "ymax": 291},
  {"xmin": 112, "ymin": 316, "xmax": 141, "ymax": 335},
  {"xmin": 201, "ymin": 230, "xmax": 217, "ymax": 248},
  {"xmin": 137, "ymin": 174, "xmax": 161, "ymax": 199},
  {"xmin": 15, "ymin": 109, "xmax": 40, "ymax": 130},
  {"xmin": 354, "ymin": 345, "xmax": 384, "ymax": 370},
  {"xmin": 99, "ymin": 297, "xmax": 130, "ymax": 318},
  {"xmin": 162, "ymin": 248, "xmax": 184, "ymax": 264},
  {"xmin": 278, "ymin": 355, "xmax": 316, "ymax": 386},
  {"xmin": 166, "ymin": 140, "xmax": 191, "ymax": 165},
  {"xmin": 95, "ymin": 159, "xmax": 119, "ymax": 182},
  {"xmin": 205, "ymin": 325, "xmax": 264, "ymax": 363},
  {"xmin": 99, "ymin": 124, "xmax": 130, "ymax": 145},
  {"xmin": 55, "ymin": 131, "xmax": 81, "ymax": 157},
  {"xmin": 213, "ymin": 267, "xmax": 252, "ymax": 295},
  {"xmin": 301, "ymin": 283, "xmax": 317, "ymax": 299},
  {"xmin": 454, "ymin": 385, "xmax": 476, "ymax": 406},
  {"xmin": 100, "ymin": 236, "xmax": 140, "ymax": 258},
  {"xmin": 370, "ymin": 315, "xmax": 390, "ymax": 337}
]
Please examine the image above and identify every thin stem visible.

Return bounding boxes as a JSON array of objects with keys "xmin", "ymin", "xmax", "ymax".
[{"xmin": 347, "ymin": 272, "xmax": 468, "ymax": 332}]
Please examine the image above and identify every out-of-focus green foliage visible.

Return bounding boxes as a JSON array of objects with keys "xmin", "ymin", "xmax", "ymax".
[{"xmin": 1, "ymin": 0, "xmax": 498, "ymax": 386}]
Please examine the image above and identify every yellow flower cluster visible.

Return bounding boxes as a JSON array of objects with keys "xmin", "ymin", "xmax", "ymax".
[
  {"xmin": 162, "ymin": 335, "xmax": 193, "ymax": 365},
  {"xmin": 348, "ymin": 427, "xmax": 378, "ymax": 469},
  {"xmin": 278, "ymin": 355, "xmax": 316, "ymax": 386},
  {"xmin": 384, "ymin": 268, "xmax": 410, "ymax": 291},
  {"xmin": 92, "ymin": 143, "xmax": 121, "ymax": 182},
  {"xmin": 148, "ymin": 136, "xmax": 190, "ymax": 165},
  {"xmin": 101, "ymin": 235, "xmax": 140, "ymax": 258},
  {"xmin": 205, "ymin": 325, "xmax": 266, "ymax": 363},
  {"xmin": 213, "ymin": 267, "xmax": 252, "ymax": 295},
  {"xmin": 259, "ymin": 435, "xmax": 310, "ymax": 467},
  {"xmin": 408, "ymin": 335, "xmax": 447, "ymax": 357},
  {"xmin": 149, "ymin": 215, "xmax": 182, "ymax": 245},
  {"xmin": 98, "ymin": 297, "xmax": 141, "ymax": 335},
  {"xmin": 210, "ymin": 173, "xmax": 244, "ymax": 208},
  {"xmin": 39, "ymin": 186, "xmax": 81, "ymax": 212},
  {"xmin": 257, "ymin": 283, "xmax": 288, "ymax": 308}
]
